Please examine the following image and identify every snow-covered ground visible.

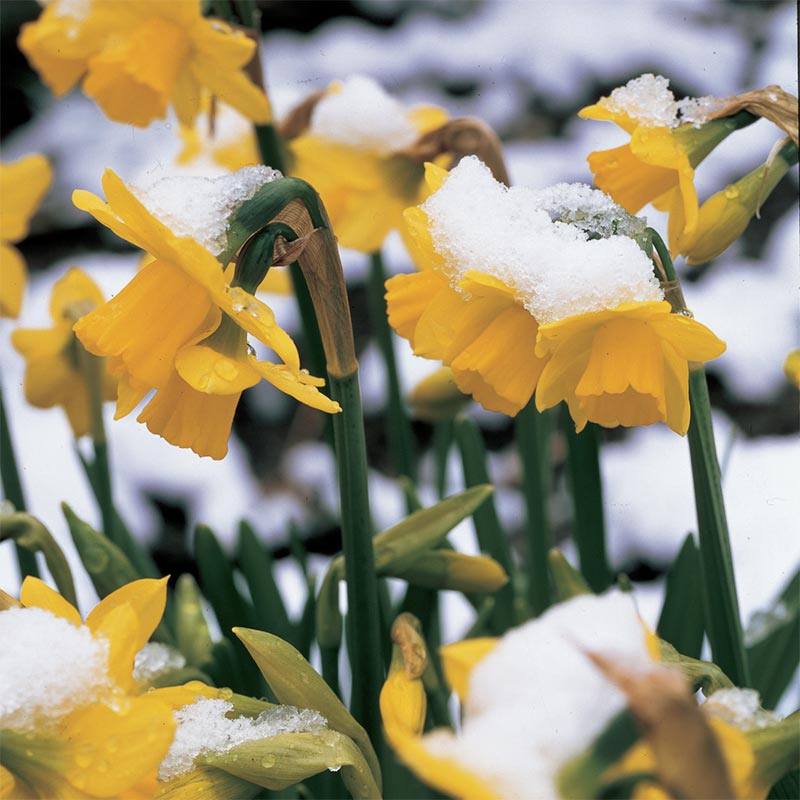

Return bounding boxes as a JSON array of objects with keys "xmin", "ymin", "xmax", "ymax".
[{"xmin": 1, "ymin": 0, "xmax": 797, "ymax": 668}]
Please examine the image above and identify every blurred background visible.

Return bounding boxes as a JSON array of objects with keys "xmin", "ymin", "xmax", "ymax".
[{"xmin": 1, "ymin": 0, "xmax": 798, "ymax": 669}]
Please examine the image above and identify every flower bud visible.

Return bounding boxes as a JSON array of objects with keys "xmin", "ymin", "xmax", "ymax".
[
  {"xmin": 391, "ymin": 551, "xmax": 509, "ymax": 594},
  {"xmin": 408, "ymin": 367, "xmax": 472, "ymax": 421}
]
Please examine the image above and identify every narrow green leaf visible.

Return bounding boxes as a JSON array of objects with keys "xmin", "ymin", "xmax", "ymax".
[
  {"xmin": 769, "ymin": 769, "xmax": 800, "ymax": 799},
  {"xmin": 455, "ymin": 416, "xmax": 516, "ymax": 632},
  {"xmin": 657, "ymin": 534, "xmax": 705, "ymax": 659},
  {"xmin": 563, "ymin": 419, "xmax": 613, "ymax": 592},
  {"xmin": 295, "ymin": 572, "xmax": 317, "ymax": 660},
  {"xmin": 515, "ymin": 399, "xmax": 553, "ymax": 614},
  {"xmin": 747, "ymin": 566, "xmax": 800, "ymax": 709},
  {"xmin": 195, "ymin": 524, "xmax": 262, "ymax": 694},
  {"xmin": 687, "ymin": 367, "xmax": 750, "ymax": 686},
  {"xmin": 237, "ymin": 521, "xmax": 293, "ymax": 643},
  {"xmin": 0, "ymin": 511, "xmax": 75, "ymax": 605},
  {"xmin": 433, "ymin": 419, "xmax": 454, "ymax": 499},
  {"xmin": 174, "ymin": 574, "xmax": 214, "ymax": 669},
  {"xmin": 63, "ymin": 502, "xmax": 138, "ymax": 596}
]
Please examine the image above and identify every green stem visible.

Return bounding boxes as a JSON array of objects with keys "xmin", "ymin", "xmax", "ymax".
[
  {"xmin": 367, "ymin": 250, "xmax": 417, "ymax": 484},
  {"xmin": 514, "ymin": 399, "xmax": 553, "ymax": 614},
  {"xmin": 433, "ymin": 419, "xmax": 453, "ymax": 499},
  {"xmin": 0, "ymin": 386, "xmax": 39, "ymax": 579},
  {"xmin": 688, "ymin": 368, "xmax": 750, "ymax": 686},
  {"xmin": 650, "ymin": 227, "xmax": 749, "ymax": 686},
  {"xmin": 563, "ymin": 420, "xmax": 613, "ymax": 593},
  {"xmin": 454, "ymin": 416, "xmax": 516, "ymax": 632},
  {"xmin": 329, "ymin": 372, "xmax": 384, "ymax": 743}
]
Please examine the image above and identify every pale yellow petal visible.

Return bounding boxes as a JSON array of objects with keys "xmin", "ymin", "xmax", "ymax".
[
  {"xmin": 440, "ymin": 637, "xmax": 498, "ymax": 703},
  {"xmin": 19, "ymin": 577, "xmax": 82, "ymax": 626}
]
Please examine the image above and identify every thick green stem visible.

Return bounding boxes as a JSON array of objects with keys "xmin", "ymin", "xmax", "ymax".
[
  {"xmin": 514, "ymin": 399, "xmax": 553, "ymax": 614},
  {"xmin": 367, "ymin": 250, "xmax": 417, "ymax": 485},
  {"xmin": 0, "ymin": 386, "xmax": 39, "ymax": 578},
  {"xmin": 329, "ymin": 373, "xmax": 384, "ymax": 742},
  {"xmin": 688, "ymin": 369, "xmax": 750, "ymax": 686},
  {"xmin": 563, "ymin": 420, "xmax": 613, "ymax": 593},
  {"xmin": 650, "ymin": 228, "xmax": 750, "ymax": 686}
]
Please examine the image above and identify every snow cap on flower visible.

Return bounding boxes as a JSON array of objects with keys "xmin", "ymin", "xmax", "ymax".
[
  {"xmin": 422, "ymin": 156, "xmax": 662, "ymax": 325},
  {"xmin": 422, "ymin": 591, "xmax": 654, "ymax": 798}
]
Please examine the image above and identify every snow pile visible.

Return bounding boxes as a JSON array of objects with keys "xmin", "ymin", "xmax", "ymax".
[
  {"xmin": 0, "ymin": 607, "xmax": 111, "ymax": 732},
  {"xmin": 159, "ymin": 698, "xmax": 328, "ymax": 780},
  {"xmin": 309, "ymin": 75, "xmax": 419, "ymax": 155},
  {"xmin": 703, "ymin": 688, "xmax": 779, "ymax": 731},
  {"xmin": 133, "ymin": 642, "xmax": 186, "ymax": 686},
  {"xmin": 132, "ymin": 166, "xmax": 282, "ymax": 256},
  {"xmin": 422, "ymin": 156, "xmax": 662, "ymax": 325},
  {"xmin": 422, "ymin": 591, "xmax": 653, "ymax": 798}
]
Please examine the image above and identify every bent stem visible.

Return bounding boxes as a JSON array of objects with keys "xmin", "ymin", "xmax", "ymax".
[
  {"xmin": 650, "ymin": 228, "xmax": 750, "ymax": 686},
  {"xmin": 0, "ymin": 386, "xmax": 39, "ymax": 578}
]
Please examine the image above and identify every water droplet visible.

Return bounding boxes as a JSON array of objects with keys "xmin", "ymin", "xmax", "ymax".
[
  {"xmin": 197, "ymin": 375, "xmax": 210, "ymax": 391},
  {"xmin": 724, "ymin": 186, "xmax": 739, "ymax": 200},
  {"xmin": 768, "ymin": 92, "xmax": 778, "ymax": 101},
  {"xmin": 75, "ymin": 754, "xmax": 92, "ymax": 769},
  {"xmin": 232, "ymin": 301, "xmax": 245, "ymax": 313},
  {"xmin": 72, "ymin": 774, "xmax": 87, "ymax": 789},
  {"xmin": 260, "ymin": 754, "xmax": 276, "ymax": 769},
  {"xmin": 328, "ymin": 765, "xmax": 342, "ymax": 773},
  {"xmin": 230, "ymin": 753, "xmax": 238, "ymax": 762},
  {"xmin": 300, "ymin": 369, "xmax": 309, "ymax": 376},
  {"xmin": 300, "ymin": 674, "xmax": 310, "ymax": 684},
  {"xmin": 678, "ymin": 308, "xmax": 694, "ymax": 318},
  {"xmin": 106, "ymin": 737, "xmax": 119, "ymax": 754},
  {"xmin": 246, "ymin": 344, "xmax": 256, "ymax": 357},
  {"xmin": 213, "ymin": 359, "xmax": 238, "ymax": 381},
  {"xmin": 607, "ymin": 159, "xmax": 619, "ymax": 169},
  {"xmin": 220, "ymin": 687, "xmax": 233, "ymax": 700}
]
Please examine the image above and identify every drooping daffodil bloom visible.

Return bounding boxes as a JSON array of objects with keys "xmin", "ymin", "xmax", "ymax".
[
  {"xmin": 286, "ymin": 75, "xmax": 449, "ymax": 253},
  {"xmin": 0, "ymin": 577, "xmax": 178, "ymax": 797},
  {"xmin": 0, "ymin": 154, "xmax": 52, "ymax": 318},
  {"xmin": 380, "ymin": 591, "xmax": 796, "ymax": 800},
  {"xmin": 72, "ymin": 166, "xmax": 340, "ymax": 459},
  {"xmin": 386, "ymin": 156, "xmax": 725, "ymax": 434},
  {"xmin": 11, "ymin": 268, "xmax": 117, "ymax": 438},
  {"xmin": 18, "ymin": 0, "xmax": 271, "ymax": 128},
  {"xmin": 579, "ymin": 73, "xmax": 753, "ymax": 252}
]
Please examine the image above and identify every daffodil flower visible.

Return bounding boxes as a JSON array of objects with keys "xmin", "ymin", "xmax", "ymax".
[
  {"xmin": 71, "ymin": 168, "xmax": 339, "ymax": 458},
  {"xmin": 1, "ymin": 577, "xmax": 177, "ymax": 797},
  {"xmin": 579, "ymin": 74, "xmax": 748, "ymax": 251},
  {"xmin": 534, "ymin": 301, "xmax": 726, "ymax": 435},
  {"xmin": 0, "ymin": 154, "xmax": 52, "ymax": 318},
  {"xmin": 286, "ymin": 75, "xmax": 449, "ymax": 253},
  {"xmin": 387, "ymin": 156, "xmax": 725, "ymax": 433},
  {"xmin": 18, "ymin": 0, "xmax": 271, "ymax": 128},
  {"xmin": 11, "ymin": 268, "xmax": 117, "ymax": 438}
]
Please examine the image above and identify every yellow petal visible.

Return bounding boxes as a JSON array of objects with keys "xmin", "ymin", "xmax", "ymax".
[
  {"xmin": 0, "ymin": 154, "xmax": 52, "ymax": 243},
  {"xmin": 171, "ymin": 67, "xmax": 203, "ymax": 128},
  {"xmin": 380, "ymin": 671, "xmax": 427, "ymax": 748},
  {"xmin": 175, "ymin": 345, "xmax": 261, "ymax": 395},
  {"xmin": 189, "ymin": 60, "xmax": 271, "ymax": 125},
  {"xmin": 406, "ymin": 105, "xmax": 449, "ymax": 136},
  {"xmin": 83, "ymin": 17, "xmax": 190, "ymax": 127},
  {"xmin": 86, "ymin": 576, "xmax": 169, "ymax": 665},
  {"xmin": 649, "ymin": 313, "xmax": 726, "ymax": 362},
  {"xmin": 424, "ymin": 161, "xmax": 451, "ymax": 193},
  {"xmin": 146, "ymin": 681, "xmax": 221, "ymax": 711},
  {"xmin": 49, "ymin": 267, "xmax": 105, "ymax": 322},
  {"xmin": 534, "ymin": 325, "xmax": 595, "ymax": 411},
  {"xmin": 450, "ymin": 303, "xmax": 544, "ymax": 415},
  {"xmin": 11, "ymin": 325, "xmax": 70, "ymax": 361},
  {"xmin": 402, "ymin": 206, "xmax": 446, "ymax": 272},
  {"xmin": 137, "ymin": 371, "xmax": 240, "ymax": 459},
  {"xmin": 74, "ymin": 259, "xmax": 220, "ymax": 390},
  {"xmin": 385, "ymin": 269, "xmax": 450, "ymax": 343},
  {"xmin": 578, "ymin": 102, "xmax": 640, "ymax": 134},
  {"xmin": 19, "ymin": 576, "xmax": 82, "ymax": 626},
  {"xmin": 109, "ymin": 357, "xmax": 151, "ymax": 419},
  {"xmin": 60, "ymin": 695, "xmax": 175, "ymax": 796},
  {"xmin": 661, "ymin": 341, "xmax": 691, "ymax": 435},
  {"xmin": 154, "ymin": 765, "xmax": 260, "ymax": 800},
  {"xmin": 439, "ymin": 638, "xmax": 498, "ymax": 703},
  {"xmin": 249, "ymin": 359, "xmax": 342, "ymax": 414},
  {"xmin": 0, "ymin": 244, "xmax": 26, "ymax": 318}
]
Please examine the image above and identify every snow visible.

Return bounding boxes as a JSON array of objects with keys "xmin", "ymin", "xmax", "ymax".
[
  {"xmin": 309, "ymin": 75, "xmax": 419, "ymax": 155},
  {"xmin": 422, "ymin": 591, "xmax": 652, "ymax": 798},
  {"xmin": 133, "ymin": 642, "xmax": 186, "ymax": 686},
  {"xmin": 132, "ymin": 166, "xmax": 282, "ymax": 256},
  {"xmin": 423, "ymin": 156, "xmax": 662, "ymax": 325},
  {"xmin": 702, "ymin": 687, "xmax": 779, "ymax": 730},
  {"xmin": 0, "ymin": 607, "xmax": 110, "ymax": 732},
  {"xmin": 158, "ymin": 698, "xmax": 327, "ymax": 780}
]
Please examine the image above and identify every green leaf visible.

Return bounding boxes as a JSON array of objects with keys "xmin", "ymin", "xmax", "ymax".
[
  {"xmin": 195, "ymin": 524, "xmax": 262, "ymax": 694},
  {"xmin": 548, "ymin": 548, "xmax": 591, "ymax": 601},
  {"xmin": 747, "ymin": 566, "xmax": 800, "ymax": 709},
  {"xmin": 0, "ymin": 511, "xmax": 75, "ymax": 605},
  {"xmin": 658, "ymin": 640, "xmax": 734, "ymax": 696},
  {"xmin": 174, "ymin": 574, "xmax": 214, "ymax": 668},
  {"xmin": 769, "ymin": 769, "xmax": 800, "ymax": 799},
  {"xmin": 657, "ymin": 534, "xmax": 705, "ymax": 659},
  {"xmin": 237, "ymin": 521, "xmax": 293, "ymax": 644}
]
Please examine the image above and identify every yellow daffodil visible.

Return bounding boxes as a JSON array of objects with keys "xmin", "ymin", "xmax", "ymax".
[
  {"xmin": 18, "ymin": 0, "xmax": 271, "ymax": 128},
  {"xmin": 0, "ymin": 154, "xmax": 52, "ymax": 318},
  {"xmin": 675, "ymin": 140, "xmax": 799, "ymax": 264},
  {"xmin": 387, "ymin": 164, "xmax": 548, "ymax": 416},
  {"xmin": 784, "ymin": 350, "xmax": 800, "ymax": 388},
  {"xmin": 286, "ymin": 75, "xmax": 449, "ymax": 252},
  {"xmin": 579, "ymin": 74, "xmax": 744, "ymax": 251},
  {"xmin": 534, "ymin": 301, "xmax": 726, "ymax": 435},
  {"xmin": 11, "ymin": 268, "xmax": 116, "ymax": 438},
  {"xmin": 71, "ymin": 168, "xmax": 339, "ymax": 458},
  {"xmin": 1, "ymin": 577, "xmax": 177, "ymax": 798}
]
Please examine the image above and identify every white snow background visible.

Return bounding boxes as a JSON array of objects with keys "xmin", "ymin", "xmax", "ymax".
[{"xmin": 1, "ymin": 0, "xmax": 797, "ymax": 701}]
